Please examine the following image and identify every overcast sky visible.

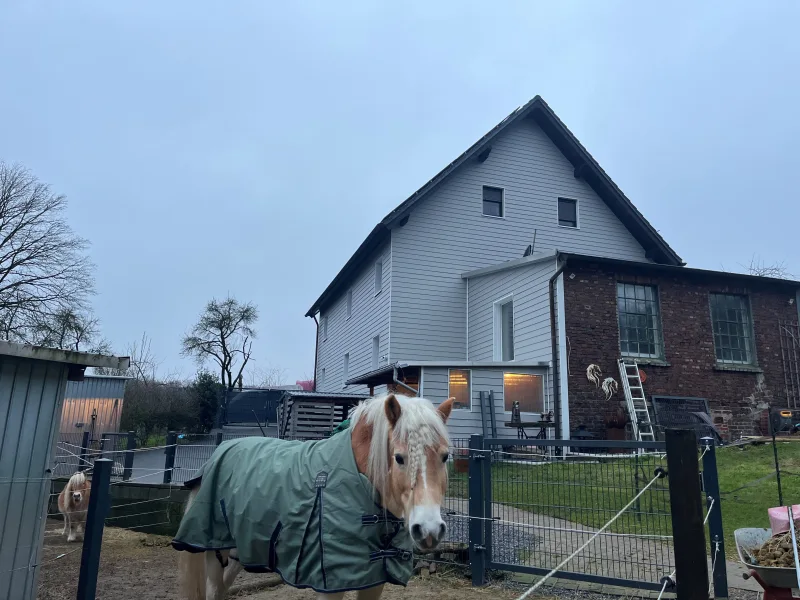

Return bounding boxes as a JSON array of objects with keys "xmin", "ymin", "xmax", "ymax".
[{"xmin": 1, "ymin": 1, "xmax": 798, "ymax": 383}]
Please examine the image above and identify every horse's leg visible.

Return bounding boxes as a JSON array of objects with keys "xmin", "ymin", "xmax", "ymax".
[
  {"xmin": 62, "ymin": 511, "xmax": 69, "ymax": 536},
  {"xmin": 356, "ymin": 584, "xmax": 385, "ymax": 600},
  {"xmin": 205, "ymin": 550, "xmax": 225, "ymax": 600},
  {"xmin": 67, "ymin": 512, "xmax": 77, "ymax": 542},
  {"xmin": 318, "ymin": 593, "xmax": 345, "ymax": 600},
  {"xmin": 222, "ymin": 549, "xmax": 242, "ymax": 591}
]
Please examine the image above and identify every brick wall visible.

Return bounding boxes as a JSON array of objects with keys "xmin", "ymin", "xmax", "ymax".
[{"xmin": 562, "ymin": 259, "xmax": 799, "ymax": 440}]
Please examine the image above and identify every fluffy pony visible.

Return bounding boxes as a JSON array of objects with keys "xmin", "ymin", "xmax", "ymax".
[{"xmin": 57, "ymin": 471, "xmax": 91, "ymax": 542}]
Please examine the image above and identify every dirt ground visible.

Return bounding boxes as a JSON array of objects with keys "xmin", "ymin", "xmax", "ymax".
[{"xmin": 36, "ymin": 524, "xmax": 520, "ymax": 600}]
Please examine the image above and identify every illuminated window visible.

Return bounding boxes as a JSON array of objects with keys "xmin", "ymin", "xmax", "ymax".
[
  {"xmin": 503, "ymin": 373, "xmax": 544, "ymax": 413},
  {"xmin": 448, "ymin": 369, "xmax": 471, "ymax": 410}
]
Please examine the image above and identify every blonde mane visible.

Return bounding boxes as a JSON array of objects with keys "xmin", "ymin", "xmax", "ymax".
[{"xmin": 351, "ymin": 393, "xmax": 450, "ymax": 498}]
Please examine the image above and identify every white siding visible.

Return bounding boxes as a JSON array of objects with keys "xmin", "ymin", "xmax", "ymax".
[
  {"xmin": 390, "ymin": 117, "xmax": 648, "ymax": 362},
  {"xmin": 316, "ymin": 241, "xmax": 391, "ymax": 393},
  {"xmin": 421, "ymin": 366, "xmax": 549, "ymax": 441},
  {"xmin": 467, "ymin": 257, "xmax": 557, "ymax": 362}
]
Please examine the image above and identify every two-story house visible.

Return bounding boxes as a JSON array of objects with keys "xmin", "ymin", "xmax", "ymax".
[{"xmin": 306, "ymin": 95, "xmax": 800, "ymax": 442}]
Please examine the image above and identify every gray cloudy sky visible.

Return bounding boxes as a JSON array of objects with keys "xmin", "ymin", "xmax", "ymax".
[{"xmin": 1, "ymin": 1, "xmax": 798, "ymax": 382}]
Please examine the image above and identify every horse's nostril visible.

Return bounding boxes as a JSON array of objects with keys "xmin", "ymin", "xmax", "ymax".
[
  {"xmin": 411, "ymin": 524, "xmax": 423, "ymax": 540},
  {"xmin": 438, "ymin": 523, "xmax": 446, "ymax": 540}
]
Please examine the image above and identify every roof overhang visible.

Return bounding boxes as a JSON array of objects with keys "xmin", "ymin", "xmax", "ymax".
[
  {"xmin": 346, "ymin": 360, "xmax": 551, "ymax": 387},
  {"xmin": 461, "ymin": 250, "xmax": 557, "ymax": 279},
  {"xmin": 0, "ymin": 341, "xmax": 130, "ymax": 370},
  {"xmin": 560, "ymin": 252, "xmax": 800, "ymax": 287}
]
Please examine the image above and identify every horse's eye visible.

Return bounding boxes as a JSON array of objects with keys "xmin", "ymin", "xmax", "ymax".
[
  {"xmin": 442, "ymin": 454, "xmax": 449, "ymax": 463},
  {"xmin": 395, "ymin": 454, "xmax": 405, "ymax": 465}
]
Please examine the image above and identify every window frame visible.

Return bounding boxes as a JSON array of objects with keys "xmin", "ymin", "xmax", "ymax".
[
  {"xmin": 557, "ymin": 197, "xmax": 579, "ymax": 229},
  {"xmin": 502, "ymin": 372, "xmax": 546, "ymax": 415},
  {"xmin": 346, "ymin": 289, "xmax": 353, "ymax": 320},
  {"xmin": 372, "ymin": 335, "xmax": 380, "ymax": 369},
  {"xmin": 616, "ymin": 282, "xmax": 665, "ymax": 360},
  {"xmin": 448, "ymin": 368, "xmax": 472, "ymax": 411},
  {"xmin": 482, "ymin": 186, "xmax": 505, "ymax": 219},
  {"xmin": 374, "ymin": 261, "xmax": 383, "ymax": 295},
  {"xmin": 342, "ymin": 353, "xmax": 350, "ymax": 388},
  {"xmin": 709, "ymin": 292, "xmax": 756, "ymax": 366},
  {"xmin": 493, "ymin": 294, "xmax": 515, "ymax": 361}
]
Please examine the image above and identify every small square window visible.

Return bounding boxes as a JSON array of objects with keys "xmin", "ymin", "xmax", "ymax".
[
  {"xmin": 375, "ymin": 261, "xmax": 383, "ymax": 294},
  {"xmin": 448, "ymin": 369, "xmax": 471, "ymax": 410},
  {"xmin": 558, "ymin": 198, "xmax": 578, "ymax": 228},
  {"xmin": 482, "ymin": 186, "xmax": 504, "ymax": 217},
  {"xmin": 504, "ymin": 373, "xmax": 544, "ymax": 413}
]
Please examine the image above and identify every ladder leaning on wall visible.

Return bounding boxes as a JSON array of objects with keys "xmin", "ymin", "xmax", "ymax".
[{"xmin": 617, "ymin": 358, "xmax": 656, "ymax": 443}]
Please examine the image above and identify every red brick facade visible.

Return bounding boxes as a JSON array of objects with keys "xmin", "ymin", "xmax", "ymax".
[{"xmin": 562, "ymin": 259, "xmax": 800, "ymax": 441}]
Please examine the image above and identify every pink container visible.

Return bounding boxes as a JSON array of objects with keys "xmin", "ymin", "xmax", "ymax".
[{"xmin": 768, "ymin": 505, "xmax": 800, "ymax": 535}]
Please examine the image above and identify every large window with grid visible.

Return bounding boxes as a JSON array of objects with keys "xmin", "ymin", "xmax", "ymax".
[
  {"xmin": 617, "ymin": 283, "xmax": 663, "ymax": 358},
  {"xmin": 710, "ymin": 293, "xmax": 754, "ymax": 364}
]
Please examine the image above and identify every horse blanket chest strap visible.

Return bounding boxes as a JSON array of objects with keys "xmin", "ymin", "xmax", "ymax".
[{"xmin": 171, "ymin": 429, "xmax": 414, "ymax": 594}]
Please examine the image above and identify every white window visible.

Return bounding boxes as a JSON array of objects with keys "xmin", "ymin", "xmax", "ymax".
[
  {"xmin": 322, "ymin": 316, "xmax": 328, "ymax": 341},
  {"xmin": 558, "ymin": 198, "xmax": 578, "ymax": 228},
  {"xmin": 482, "ymin": 186, "xmax": 504, "ymax": 217},
  {"xmin": 346, "ymin": 289, "xmax": 353, "ymax": 319},
  {"xmin": 448, "ymin": 369, "xmax": 471, "ymax": 410},
  {"xmin": 319, "ymin": 368, "xmax": 326, "ymax": 388},
  {"xmin": 375, "ymin": 261, "xmax": 383, "ymax": 294},
  {"xmin": 503, "ymin": 373, "xmax": 544, "ymax": 414},
  {"xmin": 342, "ymin": 353, "xmax": 349, "ymax": 387},
  {"xmin": 372, "ymin": 335, "xmax": 380, "ymax": 369},
  {"xmin": 493, "ymin": 296, "xmax": 515, "ymax": 361}
]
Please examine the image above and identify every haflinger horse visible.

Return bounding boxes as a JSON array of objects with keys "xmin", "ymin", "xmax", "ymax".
[
  {"xmin": 173, "ymin": 393, "xmax": 454, "ymax": 600},
  {"xmin": 57, "ymin": 471, "xmax": 91, "ymax": 542}
]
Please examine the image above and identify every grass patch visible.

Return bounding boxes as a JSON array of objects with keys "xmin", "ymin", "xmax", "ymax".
[{"xmin": 447, "ymin": 442, "xmax": 800, "ymax": 559}]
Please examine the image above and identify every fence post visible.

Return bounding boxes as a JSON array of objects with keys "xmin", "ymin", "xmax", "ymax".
[
  {"xmin": 701, "ymin": 436, "xmax": 728, "ymax": 599},
  {"xmin": 79, "ymin": 431, "xmax": 91, "ymax": 472},
  {"xmin": 76, "ymin": 458, "xmax": 112, "ymax": 600},
  {"xmin": 215, "ymin": 432, "xmax": 223, "ymax": 446},
  {"xmin": 468, "ymin": 434, "xmax": 486, "ymax": 586},
  {"xmin": 164, "ymin": 431, "xmax": 177, "ymax": 484},
  {"xmin": 666, "ymin": 429, "xmax": 708, "ymax": 600},
  {"xmin": 123, "ymin": 431, "xmax": 135, "ymax": 481}
]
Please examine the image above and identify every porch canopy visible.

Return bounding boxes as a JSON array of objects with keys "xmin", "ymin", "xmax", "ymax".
[{"xmin": 345, "ymin": 362, "xmax": 420, "ymax": 396}]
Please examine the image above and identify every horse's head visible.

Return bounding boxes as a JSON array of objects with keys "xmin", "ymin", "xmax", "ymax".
[
  {"xmin": 71, "ymin": 490, "xmax": 83, "ymax": 505},
  {"xmin": 352, "ymin": 393, "xmax": 453, "ymax": 551}
]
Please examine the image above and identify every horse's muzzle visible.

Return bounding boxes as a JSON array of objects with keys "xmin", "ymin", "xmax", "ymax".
[{"xmin": 410, "ymin": 516, "xmax": 447, "ymax": 550}]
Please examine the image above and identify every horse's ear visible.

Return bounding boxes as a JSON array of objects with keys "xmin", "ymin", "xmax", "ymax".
[
  {"xmin": 384, "ymin": 394, "xmax": 402, "ymax": 427},
  {"xmin": 438, "ymin": 398, "xmax": 455, "ymax": 423}
]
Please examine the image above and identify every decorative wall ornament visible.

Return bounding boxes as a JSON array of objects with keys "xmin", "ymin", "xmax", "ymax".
[
  {"xmin": 586, "ymin": 364, "xmax": 603, "ymax": 388},
  {"xmin": 601, "ymin": 377, "xmax": 619, "ymax": 401}
]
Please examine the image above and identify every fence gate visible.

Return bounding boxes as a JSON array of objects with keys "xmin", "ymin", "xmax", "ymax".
[
  {"xmin": 779, "ymin": 320, "xmax": 800, "ymax": 409},
  {"xmin": 466, "ymin": 435, "xmax": 727, "ymax": 594}
]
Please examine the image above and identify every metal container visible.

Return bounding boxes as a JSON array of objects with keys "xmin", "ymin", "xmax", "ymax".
[{"xmin": 735, "ymin": 527, "xmax": 800, "ymax": 589}]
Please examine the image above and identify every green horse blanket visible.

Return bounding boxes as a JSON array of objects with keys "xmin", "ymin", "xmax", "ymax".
[{"xmin": 171, "ymin": 428, "xmax": 413, "ymax": 593}]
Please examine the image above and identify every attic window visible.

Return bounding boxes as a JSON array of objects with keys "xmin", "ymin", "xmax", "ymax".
[
  {"xmin": 482, "ymin": 186, "xmax": 504, "ymax": 218},
  {"xmin": 558, "ymin": 198, "xmax": 578, "ymax": 228}
]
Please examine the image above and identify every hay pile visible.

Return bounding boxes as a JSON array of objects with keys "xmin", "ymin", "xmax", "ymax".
[{"xmin": 754, "ymin": 533, "xmax": 800, "ymax": 567}]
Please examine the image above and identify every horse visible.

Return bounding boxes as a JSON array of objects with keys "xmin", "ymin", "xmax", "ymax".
[
  {"xmin": 173, "ymin": 392, "xmax": 454, "ymax": 600},
  {"xmin": 57, "ymin": 471, "xmax": 92, "ymax": 542}
]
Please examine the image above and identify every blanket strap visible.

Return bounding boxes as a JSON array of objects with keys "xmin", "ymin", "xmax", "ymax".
[
  {"xmin": 361, "ymin": 514, "xmax": 404, "ymax": 525},
  {"xmin": 369, "ymin": 548, "xmax": 413, "ymax": 562}
]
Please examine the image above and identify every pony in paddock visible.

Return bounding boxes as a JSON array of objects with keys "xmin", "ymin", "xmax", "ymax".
[
  {"xmin": 173, "ymin": 393, "xmax": 454, "ymax": 600},
  {"xmin": 57, "ymin": 471, "xmax": 91, "ymax": 542}
]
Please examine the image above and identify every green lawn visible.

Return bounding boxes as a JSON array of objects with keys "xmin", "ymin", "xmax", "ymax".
[{"xmin": 447, "ymin": 442, "xmax": 800, "ymax": 559}]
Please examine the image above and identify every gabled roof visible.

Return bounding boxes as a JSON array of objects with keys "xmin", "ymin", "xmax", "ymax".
[{"xmin": 306, "ymin": 96, "xmax": 683, "ymax": 317}]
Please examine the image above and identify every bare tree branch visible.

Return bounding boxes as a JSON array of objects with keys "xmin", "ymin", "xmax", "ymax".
[
  {"xmin": 742, "ymin": 254, "xmax": 793, "ymax": 279},
  {"xmin": 181, "ymin": 297, "xmax": 258, "ymax": 391}
]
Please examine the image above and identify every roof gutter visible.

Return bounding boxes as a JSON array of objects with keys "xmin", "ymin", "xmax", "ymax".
[{"xmin": 549, "ymin": 253, "xmax": 567, "ymax": 441}]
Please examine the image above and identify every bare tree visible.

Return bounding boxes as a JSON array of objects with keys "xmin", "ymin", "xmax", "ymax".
[
  {"xmin": 181, "ymin": 297, "xmax": 258, "ymax": 391},
  {"xmin": 30, "ymin": 307, "xmax": 110, "ymax": 353},
  {"xmin": 0, "ymin": 163, "xmax": 95, "ymax": 342},
  {"xmin": 247, "ymin": 365, "xmax": 287, "ymax": 388},
  {"xmin": 94, "ymin": 332, "xmax": 159, "ymax": 380},
  {"xmin": 743, "ymin": 254, "xmax": 793, "ymax": 279}
]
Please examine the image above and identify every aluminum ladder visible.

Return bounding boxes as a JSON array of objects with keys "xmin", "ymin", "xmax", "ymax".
[{"xmin": 618, "ymin": 358, "xmax": 656, "ymax": 443}]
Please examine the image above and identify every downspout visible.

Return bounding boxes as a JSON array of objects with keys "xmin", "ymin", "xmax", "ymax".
[
  {"xmin": 549, "ymin": 254, "xmax": 567, "ymax": 439},
  {"xmin": 311, "ymin": 314, "xmax": 320, "ymax": 392},
  {"xmin": 393, "ymin": 365, "xmax": 419, "ymax": 396}
]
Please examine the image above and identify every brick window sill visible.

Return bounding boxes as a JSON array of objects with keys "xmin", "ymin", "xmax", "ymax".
[
  {"xmin": 713, "ymin": 363, "xmax": 763, "ymax": 374},
  {"xmin": 620, "ymin": 356, "xmax": 671, "ymax": 367}
]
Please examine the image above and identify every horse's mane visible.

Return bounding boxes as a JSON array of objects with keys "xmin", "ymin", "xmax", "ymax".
[{"xmin": 351, "ymin": 393, "xmax": 450, "ymax": 498}]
